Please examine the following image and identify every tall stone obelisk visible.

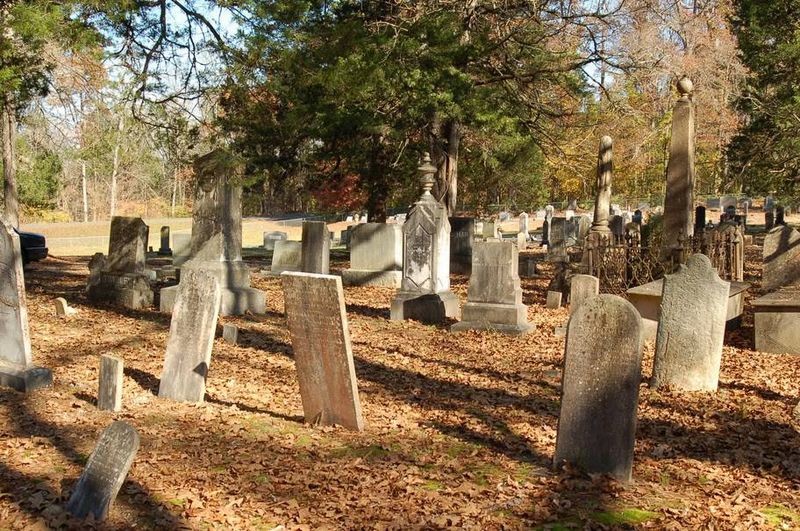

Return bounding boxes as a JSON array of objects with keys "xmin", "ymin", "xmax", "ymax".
[
  {"xmin": 590, "ymin": 136, "xmax": 613, "ymax": 236},
  {"xmin": 662, "ymin": 77, "xmax": 695, "ymax": 252}
]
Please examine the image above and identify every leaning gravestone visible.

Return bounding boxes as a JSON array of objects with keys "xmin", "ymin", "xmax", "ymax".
[
  {"xmin": 651, "ymin": 254, "xmax": 729, "ymax": 391},
  {"xmin": 762, "ymin": 225, "xmax": 800, "ymax": 291},
  {"xmin": 158, "ymin": 269, "xmax": 222, "ymax": 402},
  {"xmin": 390, "ymin": 154, "xmax": 460, "ymax": 323},
  {"xmin": 301, "ymin": 221, "xmax": 330, "ymax": 274},
  {"xmin": 65, "ymin": 421, "xmax": 140, "ymax": 520},
  {"xmin": 0, "ymin": 220, "xmax": 52, "ymax": 392},
  {"xmin": 451, "ymin": 240, "xmax": 533, "ymax": 334},
  {"xmin": 342, "ymin": 223, "xmax": 402, "ymax": 287},
  {"xmin": 160, "ymin": 149, "xmax": 266, "ymax": 315},
  {"xmin": 87, "ymin": 216, "xmax": 154, "ymax": 310},
  {"xmin": 98, "ymin": 355, "xmax": 123, "ymax": 412},
  {"xmin": 569, "ymin": 274, "xmax": 599, "ymax": 315},
  {"xmin": 554, "ymin": 294, "xmax": 643, "ymax": 482},
  {"xmin": 282, "ymin": 272, "xmax": 364, "ymax": 431}
]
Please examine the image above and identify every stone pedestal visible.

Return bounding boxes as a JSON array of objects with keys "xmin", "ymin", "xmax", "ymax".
[
  {"xmin": 451, "ymin": 241, "xmax": 533, "ymax": 335},
  {"xmin": 390, "ymin": 154, "xmax": 460, "ymax": 324},
  {"xmin": 342, "ymin": 223, "xmax": 402, "ymax": 287},
  {"xmin": 159, "ymin": 149, "xmax": 265, "ymax": 316}
]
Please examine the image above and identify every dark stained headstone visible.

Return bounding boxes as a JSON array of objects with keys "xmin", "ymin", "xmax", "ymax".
[
  {"xmin": 65, "ymin": 421, "xmax": 140, "ymax": 520},
  {"xmin": 554, "ymin": 294, "xmax": 643, "ymax": 481},
  {"xmin": 106, "ymin": 217, "xmax": 148, "ymax": 274},
  {"xmin": 449, "ymin": 217, "xmax": 475, "ymax": 275},
  {"xmin": 776, "ymin": 206, "xmax": 786, "ymax": 226},
  {"xmin": 763, "ymin": 225, "xmax": 800, "ymax": 291},
  {"xmin": 282, "ymin": 272, "xmax": 363, "ymax": 431},
  {"xmin": 301, "ymin": 221, "xmax": 331, "ymax": 274},
  {"xmin": 158, "ymin": 226, "xmax": 171, "ymax": 255},
  {"xmin": 695, "ymin": 206, "xmax": 706, "ymax": 231},
  {"xmin": 98, "ymin": 355, "xmax": 123, "ymax": 412},
  {"xmin": 158, "ymin": 269, "xmax": 222, "ymax": 402},
  {"xmin": 652, "ymin": 254, "xmax": 729, "ymax": 391}
]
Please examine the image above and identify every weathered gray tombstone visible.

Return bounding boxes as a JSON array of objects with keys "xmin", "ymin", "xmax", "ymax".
[
  {"xmin": 98, "ymin": 355, "xmax": 123, "ymax": 412},
  {"xmin": 55, "ymin": 297, "xmax": 77, "ymax": 317},
  {"xmin": 518, "ymin": 212, "xmax": 529, "ymax": 236},
  {"xmin": 270, "ymin": 240, "xmax": 302, "ymax": 275},
  {"xmin": 390, "ymin": 154, "xmax": 460, "ymax": 323},
  {"xmin": 554, "ymin": 294, "xmax": 643, "ymax": 482},
  {"xmin": 301, "ymin": 221, "xmax": 330, "ymax": 274},
  {"xmin": 449, "ymin": 217, "xmax": 475, "ymax": 275},
  {"xmin": 451, "ymin": 240, "xmax": 533, "ymax": 334},
  {"xmin": 763, "ymin": 225, "xmax": 800, "ymax": 291},
  {"xmin": 576, "ymin": 215, "xmax": 591, "ymax": 245},
  {"xmin": 263, "ymin": 231, "xmax": 288, "ymax": 251},
  {"xmin": 158, "ymin": 269, "xmax": 222, "ymax": 402},
  {"xmin": 171, "ymin": 233, "xmax": 192, "ymax": 266},
  {"xmin": 0, "ymin": 220, "xmax": 52, "ymax": 392},
  {"xmin": 342, "ymin": 223, "xmax": 402, "ymax": 287},
  {"xmin": 542, "ymin": 205, "xmax": 555, "ymax": 245},
  {"xmin": 160, "ymin": 150, "xmax": 266, "ymax": 315},
  {"xmin": 222, "ymin": 323, "xmax": 239, "ymax": 345},
  {"xmin": 65, "ymin": 421, "xmax": 140, "ymax": 520},
  {"xmin": 546, "ymin": 290, "xmax": 562, "ymax": 309},
  {"xmin": 547, "ymin": 217, "xmax": 568, "ymax": 261},
  {"xmin": 662, "ymin": 77, "xmax": 696, "ymax": 252},
  {"xmin": 651, "ymin": 254, "xmax": 729, "ymax": 391},
  {"xmin": 87, "ymin": 216, "xmax": 154, "ymax": 309},
  {"xmin": 282, "ymin": 272, "xmax": 364, "ymax": 431},
  {"xmin": 591, "ymin": 136, "xmax": 613, "ymax": 236},
  {"xmin": 482, "ymin": 219, "xmax": 499, "ymax": 239},
  {"xmin": 158, "ymin": 226, "xmax": 171, "ymax": 255},
  {"xmin": 569, "ymin": 274, "xmax": 599, "ymax": 315}
]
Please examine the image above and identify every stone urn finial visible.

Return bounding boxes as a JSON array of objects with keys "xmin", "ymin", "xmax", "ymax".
[
  {"xmin": 418, "ymin": 152, "xmax": 437, "ymax": 197},
  {"xmin": 677, "ymin": 76, "xmax": 693, "ymax": 100}
]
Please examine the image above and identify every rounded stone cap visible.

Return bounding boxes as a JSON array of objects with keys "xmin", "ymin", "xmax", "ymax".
[
  {"xmin": 677, "ymin": 76, "xmax": 693, "ymax": 96},
  {"xmin": 600, "ymin": 135, "xmax": 613, "ymax": 149}
]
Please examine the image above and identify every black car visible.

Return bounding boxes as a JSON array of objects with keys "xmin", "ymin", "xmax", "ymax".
[{"xmin": 14, "ymin": 228, "xmax": 48, "ymax": 264}]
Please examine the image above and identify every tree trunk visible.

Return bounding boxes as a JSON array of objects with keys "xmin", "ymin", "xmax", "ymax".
[
  {"xmin": 81, "ymin": 160, "xmax": 89, "ymax": 222},
  {"xmin": 1, "ymin": 93, "xmax": 19, "ymax": 227},
  {"xmin": 429, "ymin": 116, "xmax": 460, "ymax": 216},
  {"xmin": 109, "ymin": 115, "xmax": 125, "ymax": 219}
]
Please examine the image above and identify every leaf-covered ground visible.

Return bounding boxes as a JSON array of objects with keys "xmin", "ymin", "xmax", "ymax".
[{"xmin": 1, "ymin": 236, "xmax": 799, "ymax": 529}]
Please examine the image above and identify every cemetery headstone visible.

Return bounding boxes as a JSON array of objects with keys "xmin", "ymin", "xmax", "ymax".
[
  {"xmin": 546, "ymin": 290, "xmax": 562, "ymax": 309},
  {"xmin": 518, "ymin": 212, "xmax": 529, "ymax": 236},
  {"xmin": 342, "ymin": 223, "xmax": 402, "ymax": 286},
  {"xmin": 55, "ymin": 297, "xmax": 77, "ymax": 317},
  {"xmin": 449, "ymin": 217, "xmax": 475, "ymax": 275},
  {"xmin": 158, "ymin": 269, "xmax": 222, "ymax": 402},
  {"xmin": 0, "ymin": 220, "xmax": 52, "ymax": 392},
  {"xmin": 282, "ymin": 272, "xmax": 364, "ymax": 431},
  {"xmin": 98, "ymin": 355, "xmax": 123, "ymax": 412},
  {"xmin": 554, "ymin": 294, "xmax": 643, "ymax": 481},
  {"xmin": 651, "ymin": 254, "xmax": 729, "ymax": 391},
  {"xmin": 542, "ymin": 205, "xmax": 555, "ymax": 245},
  {"xmin": 270, "ymin": 240, "xmax": 302, "ymax": 275},
  {"xmin": 482, "ymin": 219, "xmax": 499, "ymax": 239},
  {"xmin": 662, "ymin": 77, "xmax": 695, "ymax": 252},
  {"xmin": 158, "ymin": 226, "xmax": 171, "ymax": 255},
  {"xmin": 65, "ymin": 421, "xmax": 139, "ymax": 520},
  {"xmin": 222, "ymin": 324, "xmax": 239, "ymax": 345},
  {"xmin": 159, "ymin": 150, "xmax": 266, "ymax": 315},
  {"xmin": 694, "ymin": 205, "xmax": 706, "ymax": 231},
  {"xmin": 301, "ymin": 220, "xmax": 331, "ymax": 274},
  {"xmin": 451, "ymin": 241, "xmax": 533, "ymax": 334},
  {"xmin": 86, "ymin": 216, "xmax": 154, "ymax": 309},
  {"xmin": 569, "ymin": 274, "xmax": 599, "ymax": 315},
  {"xmin": 765, "ymin": 211, "xmax": 775, "ymax": 231},
  {"xmin": 776, "ymin": 205, "xmax": 786, "ymax": 226},
  {"xmin": 172, "ymin": 233, "xmax": 192, "ymax": 266},
  {"xmin": 390, "ymin": 154, "xmax": 460, "ymax": 323},
  {"xmin": 763, "ymin": 225, "xmax": 800, "ymax": 291},
  {"xmin": 263, "ymin": 231, "xmax": 288, "ymax": 251},
  {"xmin": 547, "ymin": 217, "xmax": 569, "ymax": 261}
]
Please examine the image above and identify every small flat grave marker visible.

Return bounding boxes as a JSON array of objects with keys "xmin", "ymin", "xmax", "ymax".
[{"xmin": 222, "ymin": 324, "xmax": 239, "ymax": 345}]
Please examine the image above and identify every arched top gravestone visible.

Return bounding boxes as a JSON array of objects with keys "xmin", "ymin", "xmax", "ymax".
[
  {"xmin": 652, "ymin": 254, "xmax": 729, "ymax": 391},
  {"xmin": 555, "ymin": 294, "xmax": 643, "ymax": 482}
]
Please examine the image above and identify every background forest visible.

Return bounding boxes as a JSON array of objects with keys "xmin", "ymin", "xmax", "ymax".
[{"xmin": 0, "ymin": 0, "xmax": 797, "ymax": 224}]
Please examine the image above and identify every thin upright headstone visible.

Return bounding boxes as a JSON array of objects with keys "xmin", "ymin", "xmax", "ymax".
[
  {"xmin": 282, "ymin": 272, "xmax": 363, "ymax": 431},
  {"xmin": 0, "ymin": 220, "xmax": 52, "ymax": 392},
  {"xmin": 694, "ymin": 206, "xmax": 706, "ymax": 232},
  {"xmin": 662, "ymin": 77, "xmax": 696, "ymax": 252},
  {"xmin": 449, "ymin": 217, "xmax": 475, "ymax": 275},
  {"xmin": 590, "ymin": 136, "xmax": 613, "ymax": 236},
  {"xmin": 554, "ymin": 294, "xmax": 643, "ymax": 482},
  {"xmin": 569, "ymin": 274, "xmax": 599, "ymax": 315},
  {"xmin": 301, "ymin": 220, "xmax": 331, "ymax": 274},
  {"xmin": 158, "ymin": 226, "xmax": 171, "ymax": 255},
  {"xmin": 222, "ymin": 323, "xmax": 239, "ymax": 345},
  {"xmin": 652, "ymin": 254, "xmax": 729, "ymax": 391},
  {"xmin": 158, "ymin": 269, "xmax": 222, "ymax": 402},
  {"xmin": 518, "ymin": 212, "xmax": 529, "ymax": 236},
  {"xmin": 390, "ymin": 154, "xmax": 459, "ymax": 323},
  {"xmin": 762, "ymin": 225, "xmax": 800, "ymax": 291},
  {"xmin": 65, "ymin": 421, "xmax": 140, "ymax": 520},
  {"xmin": 98, "ymin": 355, "xmax": 123, "ymax": 412},
  {"xmin": 542, "ymin": 205, "xmax": 555, "ymax": 245}
]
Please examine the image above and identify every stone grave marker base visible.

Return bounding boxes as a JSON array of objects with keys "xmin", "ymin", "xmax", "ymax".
[
  {"xmin": 451, "ymin": 302, "xmax": 534, "ymax": 335},
  {"xmin": 0, "ymin": 363, "xmax": 52, "ymax": 392},
  {"xmin": 341, "ymin": 269, "xmax": 402, "ymax": 287},
  {"xmin": 390, "ymin": 291, "xmax": 460, "ymax": 324}
]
